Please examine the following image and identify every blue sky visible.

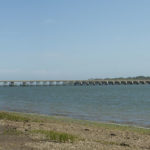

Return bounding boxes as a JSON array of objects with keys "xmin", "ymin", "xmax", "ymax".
[{"xmin": 0, "ymin": 0, "xmax": 150, "ymax": 80}]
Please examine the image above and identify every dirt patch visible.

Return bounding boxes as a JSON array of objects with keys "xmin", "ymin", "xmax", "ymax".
[{"xmin": 0, "ymin": 125, "xmax": 36, "ymax": 150}]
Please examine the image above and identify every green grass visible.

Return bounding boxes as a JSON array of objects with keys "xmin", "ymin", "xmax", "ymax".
[
  {"xmin": 0, "ymin": 111, "xmax": 44, "ymax": 123},
  {"xmin": 0, "ymin": 112, "xmax": 30, "ymax": 122},
  {"xmin": 31, "ymin": 130, "xmax": 77, "ymax": 143}
]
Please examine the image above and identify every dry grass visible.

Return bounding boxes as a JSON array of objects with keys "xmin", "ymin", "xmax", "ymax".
[{"xmin": 3, "ymin": 126, "xmax": 23, "ymax": 135}]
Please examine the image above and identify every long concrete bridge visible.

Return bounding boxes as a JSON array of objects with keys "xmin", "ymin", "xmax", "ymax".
[{"xmin": 0, "ymin": 80, "xmax": 150, "ymax": 86}]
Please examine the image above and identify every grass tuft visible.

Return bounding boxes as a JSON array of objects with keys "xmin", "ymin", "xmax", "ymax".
[
  {"xmin": 0, "ymin": 112, "xmax": 29, "ymax": 122},
  {"xmin": 31, "ymin": 130, "xmax": 77, "ymax": 143}
]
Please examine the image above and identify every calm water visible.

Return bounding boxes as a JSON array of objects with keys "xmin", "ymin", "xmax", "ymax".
[{"xmin": 0, "ymin": 85, "xmax": 150, "ymax": 127}]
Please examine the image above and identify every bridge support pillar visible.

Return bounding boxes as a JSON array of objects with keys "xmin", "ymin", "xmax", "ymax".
[
  {"xmin": 9, "ymin": 82, "xmax": 15, "ymax": 86},
  {"xmin": 3, "ymin": 81, "xmax": 8, "ymax": 86},
  {"xmin": 22, "ymin": 82, "xmax": 27, "ymax": 86}
]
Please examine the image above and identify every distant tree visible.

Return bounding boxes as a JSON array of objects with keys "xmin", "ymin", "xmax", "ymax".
[{"xmin": 91, "ymin": 76, "xmax": 150, "ymax": 80}]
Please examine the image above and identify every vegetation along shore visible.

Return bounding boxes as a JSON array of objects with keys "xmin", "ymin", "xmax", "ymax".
[{"xmin": 0, "ymin": 111, "xmax": 150, "ymax": 150}]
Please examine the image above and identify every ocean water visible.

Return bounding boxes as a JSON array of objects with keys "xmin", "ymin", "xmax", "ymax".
[{"xmin": 0, "ymin": 85, "xmax": 150, "ymax": 127}]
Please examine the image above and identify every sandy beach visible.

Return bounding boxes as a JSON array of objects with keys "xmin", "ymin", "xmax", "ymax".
[{"xmin": 0, "ymin": 111, "xmax": 150, "ymax": 150}]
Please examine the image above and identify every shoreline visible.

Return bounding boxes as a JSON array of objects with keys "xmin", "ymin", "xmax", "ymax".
[
  {"xmin": 0, "ymin": 111, "xmax": 150, "ymax": 150},
  {"xmin": 3, "ymin": 110, "xmax": 150, "ymax": 130}
]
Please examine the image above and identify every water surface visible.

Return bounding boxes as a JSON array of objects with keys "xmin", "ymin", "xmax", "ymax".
[{"xmin": 0, "ymin": 85, "xmax": 150, "ymax": 127}]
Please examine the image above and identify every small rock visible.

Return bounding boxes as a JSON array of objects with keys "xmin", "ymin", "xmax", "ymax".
[
  {"xmin": 110, "ymin": 133, "xmax": 116, "ymax": 136},
  {"xmin": 25, "ymin": 129, "xmax": 28, "ymax": 132},
  {"xmin": 84, "ymin": 128, "xmax": 90, "ymax": 131},
  {"xmin": 120, "ymin": 142, "xmax": 130, "ymax": 147}
]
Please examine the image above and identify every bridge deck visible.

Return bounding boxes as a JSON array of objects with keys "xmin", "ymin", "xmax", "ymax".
[{"xmin": 0, "ymin": 80, "xmax": 149, "ymax": 86}]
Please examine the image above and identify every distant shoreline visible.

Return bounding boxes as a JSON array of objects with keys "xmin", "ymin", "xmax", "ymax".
[{"xmin": 92, "ymin": 76, "xmax": 150, "ymax": 80}]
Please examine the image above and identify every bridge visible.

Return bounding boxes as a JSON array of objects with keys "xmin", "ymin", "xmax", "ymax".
[{"xmin": 0, "ymin": 80, "xmax": 150, "ymax": 86}]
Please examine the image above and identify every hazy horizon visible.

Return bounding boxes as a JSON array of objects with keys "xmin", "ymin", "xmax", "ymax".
[{"xmin": 1, "ymin": 0, "xmax": 150, "ymax": 80}]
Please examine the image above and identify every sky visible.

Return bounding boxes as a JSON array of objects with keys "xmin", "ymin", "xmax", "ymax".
[{"xmin": 0, "ymin": 0, "xmax": 150, "ymax": 80}]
